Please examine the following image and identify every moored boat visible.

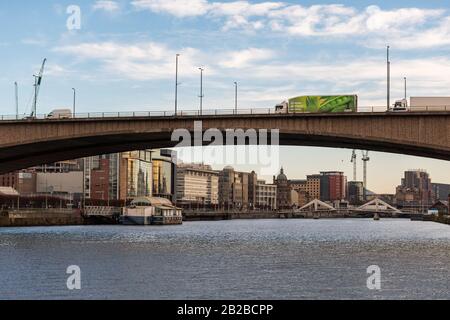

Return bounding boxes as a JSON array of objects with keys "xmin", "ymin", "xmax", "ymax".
[{"xmin": 122, "ymin": 197, "xmax": 183, "ymax": 226}]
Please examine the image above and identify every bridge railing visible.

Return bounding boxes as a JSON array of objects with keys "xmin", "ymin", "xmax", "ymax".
[{"xmin": 0, "ymin": 105, "xmax": 448, "ymax": 121}]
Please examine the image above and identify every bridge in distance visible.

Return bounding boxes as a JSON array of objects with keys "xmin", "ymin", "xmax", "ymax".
[{"xmin": 0, "ymin": 107, "xmax": 448, "ymax": 174}]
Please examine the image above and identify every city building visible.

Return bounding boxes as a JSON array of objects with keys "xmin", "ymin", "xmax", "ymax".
[
  {"xmin": 84, "ymin": 149, "xmax": 176, "ymax": 203},
  {"xmin": 33, "ymin": 160, "xmax": 83, "ymax": 173},
  {"xmin": 36, "ymin": 171, "xmax": 83, "ymax": 197},
  {"xmin": 432, "ymin": 183, "xmax": 450, "ymax": 201},
  {"xmin": 347, "ymin": 181, "xmax": 364, "ymax": 205},
  {"xmin": 248, "ymin": 171, "xmax": 258, "ymax": 209},
  {"xmin": 306, "ymin": 174, "xmax": 321, "ymax": 200},
  {"xmin": 218, "ymin": 166, "xmax": 250, "ymax": 209},
  {"xmin": 255, "ymin": 180, "xmax": 277, "ymax": 210},
  {"xmin": 84, "ymin": 154, "xmax": 122, "ymax": 202},
  {"xmin": 176, "ymin": 163, "xmax": 219, "ymax": 208},
  {"xmin": 151, "ymin": 149, "xmax": 177, "ymax": 202},
  {"xmin": 217, "ymin": 167, "xmax": 259, "ymax": 210},
  {"xmin": 290, "ymin": 179, "xmax": 309, "ymax": 207},
  {"xmin": 274, "ymin": 168, "xmax": 293, "ymax": 209},
  {"xmin": 121, "ymin": 151, "xmax": 153, "ymax": 200},
  {"xmin": 395, "ymin": 170, "xmax": 434, "ymax": 209},
  {"xmin": 319, "ymin": 172, "xmax": 347, "ymax": 202},
  {"xmin": 0, "ymin": 171, "xmax": 36, "ymax": 195}
]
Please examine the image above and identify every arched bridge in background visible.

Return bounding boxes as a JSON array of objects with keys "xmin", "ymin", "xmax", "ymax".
[{"xmin": 0, "ymin": 110, "xmax": 449, "ymax": 174}]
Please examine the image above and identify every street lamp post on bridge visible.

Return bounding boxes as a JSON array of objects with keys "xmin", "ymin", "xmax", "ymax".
[
  {"xmin": 199, "ymin": 67, "xmax": 204, "ymax": 115},
  {"xmin": 175, "ymin": 54, "xmax": 180, "ymax": 115},
  {"xmin": 72, "ymin": 88, "xmax": 76, "ymax": 116},
  {"xmin": 234, "ymin": 82, "xmax": 238, "ymax": 113}
]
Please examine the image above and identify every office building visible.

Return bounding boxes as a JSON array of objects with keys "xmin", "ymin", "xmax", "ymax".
[
  {"xmin": 320, "ymin": 172, "xmax": 347, "ymax": 202},
  {"xmin": 256, "ymin": 180, "xmax": 277, "ymax": 210},
  {"xmin": 218, "ymin": 166, "xmax": 250, "ymax": 209},
  {"xmin": 176, "ymin": 163, "xmax": 219, "ymax": 208}
]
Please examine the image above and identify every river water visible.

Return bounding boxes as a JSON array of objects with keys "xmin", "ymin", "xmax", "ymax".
[{"xmin": 0, "ymin": 219, "xmax": 449, "ymax": 300}]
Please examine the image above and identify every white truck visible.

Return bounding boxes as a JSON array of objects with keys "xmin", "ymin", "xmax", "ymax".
[
  {"xmin": 46, "ymin": 108, "xmax": 73, "ymax": 119},
  {"xmin": 391, "ymin": 97, "xmax": 450, "ymax": 112},
  {"xmin": 410, "ymin": 97, "xmax": 450, "ymax": 111}
]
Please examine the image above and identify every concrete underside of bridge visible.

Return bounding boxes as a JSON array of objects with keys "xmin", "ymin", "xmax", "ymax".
[{"xmin": 0, "ymin": 112, "xmax": 448, "ymax": 174}]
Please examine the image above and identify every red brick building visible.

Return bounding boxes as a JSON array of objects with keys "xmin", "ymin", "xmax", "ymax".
[{"xmin": 90, "ymin": 158, "xmax": 110, "ymax": 201}]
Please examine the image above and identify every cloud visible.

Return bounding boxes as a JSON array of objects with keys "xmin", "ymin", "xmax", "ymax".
[
  {"xmin": 93, "ymin": 0, "xmax": 120, "ymax": 12},
  {"xmin": 131, "ymin": 0, "xmax": 209, "ymax": 17},
  {"xmin": 53, "ymin": 41, "xmax": 278, "ymax": 80},
  {"xmin": 53, "ymin": 41, "xmax": 206, "ymax": 80},
  {"xmin": 52, "ymin": 39, "xmax": 450, "ymax": 107},
  {"xmin": 21, "ymin": 36, "xmax": 47, "ymax": 46},
  {"xmin": 130, "ymin": 1, "xmax": 450, "ymax": 49},
  {"xmin": 219, "ymin": 48, "xmax": 274, "ymax": 68}
]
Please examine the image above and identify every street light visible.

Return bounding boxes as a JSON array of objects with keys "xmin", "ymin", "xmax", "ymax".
[
  {"xmin": 234, "ymin": 82, "xmax": 238, "ymax": 113},
  {"xmin": 14, "ymin": 82, "xmax": 19, "ymax": 119},
  {"xmin": 175, "ymin": 54, "xmax": 180, "ymax": 115},
  {"xmin": 404, "ymin": 77, "xmax": 407, "ymax": 100},
  {"xmin": 199, "ymin": 67, "xmax": 204, "ymax": 115},
  {"xmin": 387, "ymin": 45, "xmax": 391, "ymax": 110},
  {"xmin": 72, "ymin": 88, "xmax": 76, "ymax": 116}
]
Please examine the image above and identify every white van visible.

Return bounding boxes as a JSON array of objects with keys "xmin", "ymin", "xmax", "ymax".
[{"xmin": 47, "ymin": 109, "xmax": 73, "ymax": 119}]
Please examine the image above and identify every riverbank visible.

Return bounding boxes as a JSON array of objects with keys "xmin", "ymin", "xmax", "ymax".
[
  {"xmin": 428, "ymin": 214, "xmax": 450, "ymax": 225},
  {"xmin": 1, "ymin": 209, "xmax": 445, "ymax": 227},
  {"xmin": 182, "ymin": 210, "xmax": 421, "ymax": 221},
  {"xmin": 0, "ymin": 209, "xmax": 115, "ymax": 227}
]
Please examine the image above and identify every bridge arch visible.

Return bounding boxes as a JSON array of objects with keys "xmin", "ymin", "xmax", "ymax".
[{"xmin": 0, "ymin": 112, "xmax": 448, "ymax": 174}]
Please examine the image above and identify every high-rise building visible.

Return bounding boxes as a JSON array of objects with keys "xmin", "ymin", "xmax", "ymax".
[
  {"xmin": 319, "ymin": 172, "xmax": 347, "ymax": 202},
  {"xmin": 151, "ymin": 149, "xmax": 177, "ymax": 202},
  {"xmin": 121, "ymin": 151, "xmax": 153, "ymax": 200},
  {"xmin": 347, "ymin": 181, "xmax": 364, "ymax": 204},
  {"xmin": 176, "ymin": 163, "xmax": 219, "ymax": 208},
  {"xmin": 395, "ymin": 170, "xmax": 434, "ymax": 208}
]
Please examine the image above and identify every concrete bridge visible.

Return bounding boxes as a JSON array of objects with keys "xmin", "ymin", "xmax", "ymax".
[{"xmin": 0, "ymin": 110, "xmax": 449, "ymax": 174}]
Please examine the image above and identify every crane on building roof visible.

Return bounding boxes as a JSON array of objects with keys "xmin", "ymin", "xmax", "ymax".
[
  {"xmin": 361, "ymin": 151, "xmax": 370, "ymax": 200},
  {"xmin": 351, "ymin": 150, "xmax": 357, "ymax": 181},
  {"xmin": 31, "ymin": 58, "xmax": 47, "ymax": 118}
]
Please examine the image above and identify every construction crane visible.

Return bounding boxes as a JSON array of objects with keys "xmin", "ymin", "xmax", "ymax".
[
  {"xmin": 351, "ymin": 150, "xmax": 357, "ymax": 181},
  {"xmin": 31, "ymin": 58, "xmax": 47, "ymax": 118},
  {"xmin": 361, "ymin": 151, "xmax": 370, "ymax": 200}
]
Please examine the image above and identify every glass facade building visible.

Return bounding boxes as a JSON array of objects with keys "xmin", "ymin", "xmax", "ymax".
[{"xmin": 151, "ymin": 150, "xmax": 176, "ymax": 202}]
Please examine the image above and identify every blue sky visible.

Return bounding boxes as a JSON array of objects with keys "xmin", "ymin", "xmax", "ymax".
[{"xmin": 0, "ymin": 0, "xmax": 449, "ymax": 193}]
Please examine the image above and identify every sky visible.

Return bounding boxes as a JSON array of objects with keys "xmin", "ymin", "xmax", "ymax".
[{"xmin": 0, "ymin": 0, "xmax": 449, "ymax": 193}]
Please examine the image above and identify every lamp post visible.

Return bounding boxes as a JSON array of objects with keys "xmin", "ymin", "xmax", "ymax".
[
  {"xmin": 404, "ymin": 77, "xmax": 407, "ymax": 100},
  {"xmin": 14, "ymin": 82, "xmax": 19, "ymax": 119},
  {"xmin": 72, "ymin": 88, "xmax": 76, "ymax": 116},
  {"xmin": 234, "ymin": 82, "xmax": 238, "ymax": 113},
  {"xmin": 387, "ymin": 45, "xmax": 391, "ymax": 110},
  {"xmin": 175, "ymin": 54, "xmax": 180, "ymax": 115},
  {"xmin": 199, "ymin": 67, "xmax": 204, "ymax": 115}
]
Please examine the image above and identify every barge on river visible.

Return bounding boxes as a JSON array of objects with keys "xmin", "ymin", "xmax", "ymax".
[{"xmin": 122, "ymin": 197, "xmax": 183, "ymax": 226}]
